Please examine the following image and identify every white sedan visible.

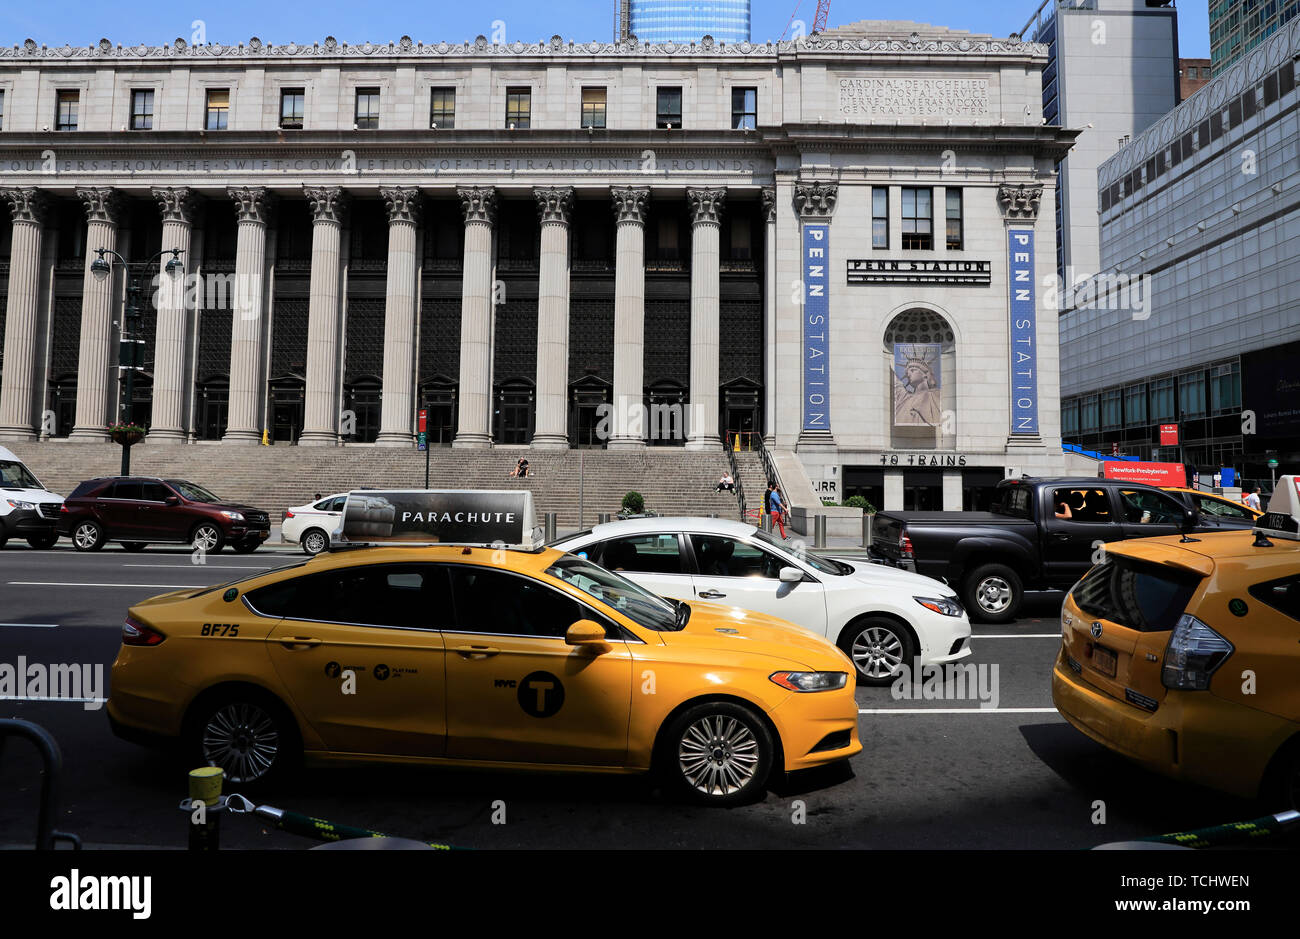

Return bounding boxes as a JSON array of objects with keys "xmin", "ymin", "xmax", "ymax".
[
  {"xmin": 553, "ymin": 517, "xmax": 972, "ymax": 685},
  {"xmin": 281, "ymin": 493, "xmax": 346, "ymax": 555}
]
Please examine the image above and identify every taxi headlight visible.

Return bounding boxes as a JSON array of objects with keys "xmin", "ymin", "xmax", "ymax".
[
  {"xmin": 769, "ymin": 671, "xmax": 848, "ymax": 692},
  {"xmin": 915, "ymin": 595, "xmax": 963, "ymax": 617},
  {"xmin": 6, "ymin": 499, "xmax": 36, "ymax": 510}
]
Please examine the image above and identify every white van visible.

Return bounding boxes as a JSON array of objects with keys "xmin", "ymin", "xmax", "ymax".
[{"xmin": 0, "ymin": 445, "xmax": 65, "ymax": 549}]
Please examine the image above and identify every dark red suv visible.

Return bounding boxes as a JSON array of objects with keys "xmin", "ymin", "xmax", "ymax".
[{"xmin": 59, "ymin": 477, "xmax": 271, "ymax": 553}]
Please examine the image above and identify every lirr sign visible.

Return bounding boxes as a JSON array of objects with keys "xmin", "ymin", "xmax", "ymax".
[
  {"xmin": 1007, "ymin": 230, "xmax": 1038, "ymax": 435},
  {"xmin": 803, "ymin": 223, "xmax": 830, "ymax": 432}
]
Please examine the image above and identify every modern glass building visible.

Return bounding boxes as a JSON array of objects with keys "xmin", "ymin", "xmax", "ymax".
[
  {"xmin": 1060, "ymin": 19, "xmax": 1300, "ymax": 485},
  {"xmin": 628, "ymin": 1, "xmax": 751, "ymax": 44},
  {"xmin": 1210, "ymin": 0, "xmax": 1300, "ymax": 76}
]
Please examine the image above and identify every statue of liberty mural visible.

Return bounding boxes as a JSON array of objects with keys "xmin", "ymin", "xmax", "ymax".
[{"xmin": 892, "ymin": 343, "xmax": 942, "ymax": 427}]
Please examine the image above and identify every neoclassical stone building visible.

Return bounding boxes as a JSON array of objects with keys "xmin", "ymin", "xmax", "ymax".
[{"xmin": 0, "ymin": 20, "xmax": 1075, "ymax": 509}]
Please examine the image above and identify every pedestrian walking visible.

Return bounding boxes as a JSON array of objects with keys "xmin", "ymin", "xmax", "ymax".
[
  {"xmin": 1243, "ymin": 486, "xmax": 1262, "ymax": 511},
  {"xmin": 769, "ymin": 486, "xmax": 788, "ymax": 539}
]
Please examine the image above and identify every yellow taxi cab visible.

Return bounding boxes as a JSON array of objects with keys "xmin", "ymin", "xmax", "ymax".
[
  {"xmin": 1053, "ymin": 476, "xmax": 1300, "ymax": 808},
  {"xmin": 1161, "ymin": 485, "xmax": 1263, "ymax": 523},
  {"xmin": 107, "ymin": 490, "xmax": 861, "ymax": 805}
]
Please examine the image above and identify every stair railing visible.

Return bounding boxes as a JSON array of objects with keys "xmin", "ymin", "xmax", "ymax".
[{"xmin": 723, "ymin": 444, "xmax": 747, "ymax": 523}]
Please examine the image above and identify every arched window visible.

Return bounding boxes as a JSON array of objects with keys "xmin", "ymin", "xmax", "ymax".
[{"xmin": 882, "ymin": 308, "xmax": 957, "ymax": 450}]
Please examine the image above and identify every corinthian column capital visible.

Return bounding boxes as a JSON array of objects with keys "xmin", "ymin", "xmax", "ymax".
[
  {"xmin": 534, "ymin": 186, "xmax": 575, "ymax": 225},
  {"xmin": 2, "ymin": 188, "xmax": 50, "ymax": 225},
  {"xmin": 76, "ymin": 187, "xmax": 125, "ymax": 225},
  {"xmin": 303, "ymin": 186, "xmax": 349, "ymax": 225},
  {"xmin": 152, "ymin": 186, "xmax": 198, "ymax": 224},
  {"xmin": 687, "ymin": 187, "xmax": 726, "ymax": 225},
  {"xmin": 380, "ymin": 186, "xmax": 423, "ymax": 225},
  {"xmin": 457, "ymin": 186, "xmax": 498, "ymax": 225},
  {"xmin": 611, "ymin": 186, "xmax": 649, "ymax": 225},
  {"xmin": 228, "ymin": 187, "xmax": 275, "ymax": 225}
]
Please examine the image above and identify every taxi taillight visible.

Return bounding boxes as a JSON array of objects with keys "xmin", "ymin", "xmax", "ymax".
[{"xmin": 122, "ymin": 616, "xmax": 166, "ymax": 646}]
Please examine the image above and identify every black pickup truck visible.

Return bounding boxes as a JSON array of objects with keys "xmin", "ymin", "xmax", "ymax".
[{"xmin": 868, "ymin": 476, "xmax": 1255, "ymax": 622}]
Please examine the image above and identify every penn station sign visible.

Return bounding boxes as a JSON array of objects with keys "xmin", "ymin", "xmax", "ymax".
[{"xmin": 838, "ymin": 77, "xmax": 990, "ymax": 119}]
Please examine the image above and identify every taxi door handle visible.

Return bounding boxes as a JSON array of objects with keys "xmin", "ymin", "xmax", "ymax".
[
  {"xmin": 453, "ymin": 645, "xmax": 500, "ymax": 658},
  {"xmin": 279, "ymin": 637, "xmax": 322, "ymax": 649},
  {"xmin": 698, "ymin": 589, "xmax": 727, "ymax": 599}
]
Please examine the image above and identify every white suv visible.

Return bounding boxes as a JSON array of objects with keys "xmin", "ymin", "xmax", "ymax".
[
  {"xmin": 554, "ymin": 517, "xmax": 972, "ymax": 685},
  {"xmin": 0, "ymin": 445, "xmax": 65, "ymax": 549}
]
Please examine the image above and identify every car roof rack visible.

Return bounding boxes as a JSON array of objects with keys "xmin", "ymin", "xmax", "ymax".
[{"xmin": 329, "ymin": 489, "xmax": 544, "ymax": 552}]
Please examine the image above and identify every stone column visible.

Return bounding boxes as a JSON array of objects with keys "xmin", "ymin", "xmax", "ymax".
[
  {"xmin": 531, "ymin": 186, "xmax": 574, "ymax": 449},
  {"xmin": 761, "ymin": 187, "xmax": 777, "ymax": 446},
  {"xmin": 685, "ymin": 187, "xmax": 725, "ymax": 451},
  {"xmin": 223, "ymin": 187, "xmax": 273, "ymax": 444},
  {"xmin": 453, "ymin": 186, "xmax": 497, "ymax": 449},
  {"xmin": 608, "ymin": 187, "xmax": 648, "ymax": 450},
  {"xmin": 376, "ymin": 187, "xmax": 422, "ymax": 447},
  {"xmin": 148, "ymin": 187, "xmax": 197, "ymax": 441},
  {"xmin": 0, "ymin": 189, "xmax": 49, "ymax": 440},
  {"xmin": 298, "ymin": 186, "xmax": 348, "ymax": 447},
  {"xmin": 70, "ymin": 187, "xmax": 124, "ymax": 441}
]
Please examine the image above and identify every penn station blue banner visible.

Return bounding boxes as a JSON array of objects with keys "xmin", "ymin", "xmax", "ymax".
[
  {"xmin": 803, "ymin": 223, "xmax": 830, "ymax": 431},
  {"xmin": 1008, "ymin": 229, "xmax": 1038, "ymax": 435}
]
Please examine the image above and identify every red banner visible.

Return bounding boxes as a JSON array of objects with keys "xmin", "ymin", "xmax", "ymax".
[
  {"xmin": 417, "ymin": 408, "xmax": 427, "ymax": 433},
  {"xmin": 1159, "ymin": 423, "xmax": 1179, "ymax": 446},
  {"xmin": 1103, "ymin": 461, "xmax": 1187, "ymax": 487}
]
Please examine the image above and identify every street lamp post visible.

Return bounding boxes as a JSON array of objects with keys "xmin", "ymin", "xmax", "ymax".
[{"xmin": 89, "ymin": 247, "xmax": 185, "ymax": 476}]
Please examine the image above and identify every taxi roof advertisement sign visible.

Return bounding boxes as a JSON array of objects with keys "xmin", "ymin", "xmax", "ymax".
[
  {"xmin": 337, "ymin": 490, "xmax": 539, "ymax": 547},
  {"xmin": 1101, "ymin": 461, "xmax": 1186, "ymax": 487}
]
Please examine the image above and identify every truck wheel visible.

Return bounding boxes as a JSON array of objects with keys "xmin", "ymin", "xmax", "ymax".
[
  {"xmin": 964, "ymin": 563, "xmax": 1022, "ymax": 623},
  {"xmin": 26, "ymin": 533, "xmax": 58, "ymax": 550}
]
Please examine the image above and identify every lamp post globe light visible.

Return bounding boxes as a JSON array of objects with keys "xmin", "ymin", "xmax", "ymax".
[{"xmin": 89, "ymin": 246, "xmax": 185, "ymax": 475}]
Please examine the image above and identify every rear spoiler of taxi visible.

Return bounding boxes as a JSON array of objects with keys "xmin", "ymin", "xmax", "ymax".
[{"xmin": 1098, "ymin": 541, "xmax": 1213, "ymax": 578}]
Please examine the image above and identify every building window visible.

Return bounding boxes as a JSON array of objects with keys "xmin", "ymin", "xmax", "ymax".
[
  {"xmin": 656, "ymin": 87, "xmax": 682, "ymax": 129},
  {"xmin": 1210, "ymin": 362, "xmax": 1240, "ymax": 414},
  {"xmin": 280, "ymin": 88, "xmax": 305, "ymax": 129},
  {"xmin": 1150, "ymin": 377, "xmax": 1175, "ymax": 422},
  {"xmin": 1125, "ymin": 384, "xmax": 1147, "ymax": 426},
  {"xmin": 872, "ymin": 188, "xmax": 889, "ymax": 249},
  {"xmin": 55, "ymin": 90, "xmax": 79, "ymax": 131},
  {"xmin": 901, "ymin": 187, "xmax": 933, "ymax": 250},
  {"xmin": 581, "ymin": 87, "xmax": 607, "ymax": 129},
  {"xmin": 130, "ymin": 90, "xmax": 154, "ymax": 130},
  {"xmin": 1178, "ymin": 371, "xmax": 1206, "ymax": 419},
  {"xmin": 505, "ymin": 87, "xmax": 531, "ymax": 128},
  {"xmin": 1080, "ymin": 395, "xmax": 1100, "ymax": 434},
  {"xmin": 945, "ymin": 189, "xmax": 963, "ymax": 250},
  {"xmin": 0, "ymin": 89, "xmax": 6, "ymax": 131},
  {"xmin": 354, "ymin": 87, "xmax": 380, "ymax": 129},
  {"xmin": 205, "ymin": 89, "xmax": 229, "ymax": 130},
  {"xmin": 429, "ymin": 87, "xmax": 455, "ymax": 128},
  {"xmin": 731, "ymin": 87, "xmax": 757, "ymax": 129},
  {"xmin": 1101, "ymin": 389, "xmax": 1122, "ymax": 431}
]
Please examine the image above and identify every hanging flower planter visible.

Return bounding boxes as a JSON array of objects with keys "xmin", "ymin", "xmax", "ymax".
[{"xmin": 108, "ymin": 423, "xmax": 147, "ymax": 447}]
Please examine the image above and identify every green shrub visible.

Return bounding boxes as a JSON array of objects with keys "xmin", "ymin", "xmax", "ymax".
[
  {"xmin": 844, "ymin": 495, "xmax": 876, "ymax": 513},
  {"xmin": 621, "ymin": 491, "xmax": 645, "ymax": 514}
]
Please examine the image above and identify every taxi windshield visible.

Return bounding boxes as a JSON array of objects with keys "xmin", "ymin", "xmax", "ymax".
[{"xmin": 546, "ymin": 555, "xmax": 679, "ymax": 631}]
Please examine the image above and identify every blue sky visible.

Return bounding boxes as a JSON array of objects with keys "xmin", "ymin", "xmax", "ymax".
[{"xmin": 1, "ymin": 1, "xmax": 1209, "ymax": 57}]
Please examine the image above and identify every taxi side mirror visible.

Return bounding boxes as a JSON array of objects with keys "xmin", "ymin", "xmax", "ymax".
[
  {"xmin": 779, "ymin": 566, "xmax": 803, "ymax": 584},
  {"xmin": 1180, "ymin": 507, "xmax": 1198, "ymax": 532},
  {"xmin": 565, "ymin": 619, "xmax": 609, "ymax": 649}
]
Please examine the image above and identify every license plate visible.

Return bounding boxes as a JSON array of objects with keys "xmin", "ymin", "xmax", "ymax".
[{"xmin": 1090, "ymin": 644, "xmax": 1117, "ymax": 678}]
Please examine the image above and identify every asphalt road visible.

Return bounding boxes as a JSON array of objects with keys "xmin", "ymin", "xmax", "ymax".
[{"xmin": 0, "ymin": 542, "xmax": 1282, "ymax": 850}]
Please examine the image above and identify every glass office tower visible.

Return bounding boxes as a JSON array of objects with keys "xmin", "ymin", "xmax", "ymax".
[
  {"xmin": 1210, "ymin": 0, "xmax": 1300, "ymax": 75},
  {"xmin": 629, "ymin": 0, "xmax": 751, "ymax": 44}
]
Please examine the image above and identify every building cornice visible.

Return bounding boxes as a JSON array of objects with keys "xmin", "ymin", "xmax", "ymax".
[{"xmin": 1, "ymin": 31, "xmax": 1047, "ymax": 67}]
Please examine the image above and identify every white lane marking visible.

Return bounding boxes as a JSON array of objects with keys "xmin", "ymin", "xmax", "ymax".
[
  {"xmin": 123, "ymin": 564, "xmax": 272, "ymax": 570},
  {"xmin": 8, "ymin": 582, "xmax": 204, "ymax": 588},
  {"xmin": 0, "ymin": 696, "xmax": 106, "ymax": 705},
  {"xmin": 858, "ymin": 707, "xmax": 1058, "ymax": 714},
  {"xmin": 0, "ymin": 622, "xmax": 58, "ymax": 628},
  {"xmin": 971, "ymin": 634, "xmax": 1060, "ymax": 639}
]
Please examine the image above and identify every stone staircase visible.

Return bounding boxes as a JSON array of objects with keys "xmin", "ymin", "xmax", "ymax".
[
  {"xmin": 4, "ymin": 441, "xmax": 750, "ymax": 528},
  {"xmin": 727, "ymin": 449, "xmax": 769, "ymax": 521}
]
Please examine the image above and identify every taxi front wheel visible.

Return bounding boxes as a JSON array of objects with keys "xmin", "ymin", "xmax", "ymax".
[
  {"xmin": 186, "ymin": 689, "xmax": 300, "ymax": 789},
  {"xmin": 661, "ymin": 702, "xmax": 774, "ymax": 806}
]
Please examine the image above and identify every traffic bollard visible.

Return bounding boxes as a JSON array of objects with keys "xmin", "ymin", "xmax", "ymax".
[
  {"xmin": 862, "ymin": 513, "xmax": 872, "ymax": 549},
  {"xmin": 597, "ymin": 512, "xmax": 611, "ymax": 524},
  {"xmin": 544, "ymin": 512, "xmax": 557, "ymax": 543},
  {"xmin": 186, "ymin": 766, "xmax": 224, "ymax": 851},
  {"xmin": 814, "ymin": 514, "xmax": 827, "ymax": 548}
]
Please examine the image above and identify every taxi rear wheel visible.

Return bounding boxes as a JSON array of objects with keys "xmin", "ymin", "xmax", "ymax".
[
  {"xmin": 187, "ymin": 689, "xmax": 299, "ymax": 789},
  {"xmin": 661, "ymin": 702, "xmax": 773, "ymax": 806}
]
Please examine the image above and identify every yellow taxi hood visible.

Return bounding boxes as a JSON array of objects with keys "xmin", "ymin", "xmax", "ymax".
[
  {"xmin": 1095, "ymin": 536, "xmax": 1217, "ymax": 577},
  {"xmin": 659, "ymin": 601, "xmax": 849, "ymax": 672}
]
